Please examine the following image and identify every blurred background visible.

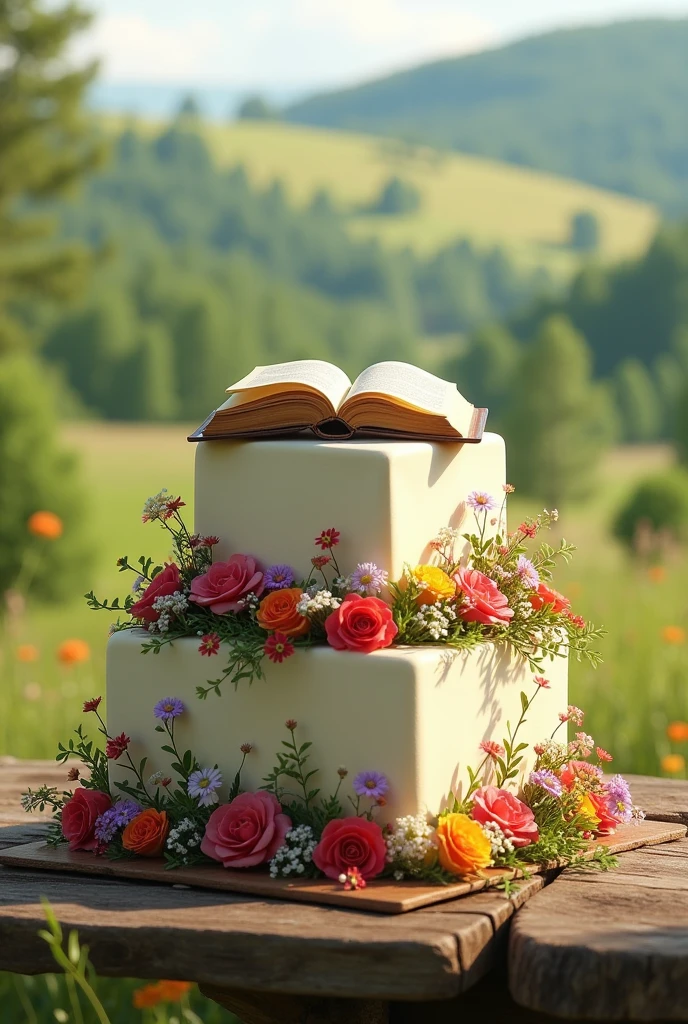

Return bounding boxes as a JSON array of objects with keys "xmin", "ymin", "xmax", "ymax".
[{"xmin": 3, "ymin": 0, "xmax": 688, "ymax": 1015}]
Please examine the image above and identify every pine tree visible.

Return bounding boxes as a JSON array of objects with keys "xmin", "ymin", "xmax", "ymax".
[
  {"xmin": 449, "ymin": 324, "xmax": 520, "ymax": 423},
  {"xmin": 0, "ymin": 0, "xmax": 104, "ymax": 350},
  {"xmin": 613, "ymin": 358, "xmax": 661, "ymax": 441},
  {"xmin": 0, "ymin": 354, "xmax": 91, "ymax": 597},
  {"xmin": 126, "ymin": 322, "xmax": 177, "ymax": 421},
  {"xmin": 505, "ymin": 315, "xmax": 616, "ymax": 507},
  {"xmin": 0, "ymin": 0, "xmax": 99, "ymax": 597}
]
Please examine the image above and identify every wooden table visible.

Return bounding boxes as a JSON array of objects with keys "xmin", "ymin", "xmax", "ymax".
[{"xmin": 1, "ymin": 761, "xmax": 687, "ymax": 1023}]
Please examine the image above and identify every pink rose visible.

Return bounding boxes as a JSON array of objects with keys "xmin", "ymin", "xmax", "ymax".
[
  {"xmin": 471, "ymin": 786, "xmax": 539, "ymax": 848},
  {"xmin": 324, "ymin": 594, "xmax": 398, "ymax": 653},
  {"xmin": 189, "ymin": 554, "xmax": 265, "ymax": 615},
  {"xmin": 201, "ymin": 791, "xmax": 291, "ymax": 868},
  {"xmin": 454, "ymin": 568, "xmax": 514, "ymax": 626},
  {"xmin": 312, "ymin": 816, "xmax": 387, "ymax": 880},
  {"xmin": 61, "ymin": 788, "xmax": 112, "ymax": 852},
  {"xmin": 586, "ymin": 791, "xmax": 621, "ymax": 836},
  {"xmin": 129, "ymin": 563, "xmax": 181, "ymax": 623}
]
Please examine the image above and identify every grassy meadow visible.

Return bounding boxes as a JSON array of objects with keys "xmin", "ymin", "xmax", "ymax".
[
  {"xmin": 104, "ymin": 118, "xmax": 658, "ymax": 275},
  {"xmin": 3, "ymin": 424, "xmax": 688, "ymax": 781}
]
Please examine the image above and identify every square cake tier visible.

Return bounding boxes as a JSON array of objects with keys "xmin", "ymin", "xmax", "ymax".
[
  {"xmin": 107, "ymin": 630, "xmax": 567, "ymax": 823},
  {"xmin": 194, "ymin": 433, "xmax": 506, "ymax": 581}
]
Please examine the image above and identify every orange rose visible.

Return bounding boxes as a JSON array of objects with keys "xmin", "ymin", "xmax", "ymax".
[
  {"xmin": 257, "ymin": 588, "xmax": 310, "ymax": 637},
  {"xmin": 405, "ymin": 565, "xmax": 456, "ymax": 606},
  {"xmin": 435, "ymin": 812, "xmax": 492, "ymax": 876},
  {"xmin": 27, "ymin": 510, "xmax": 63, "ymax": 539},
  {"xmin": 122, "ymin": 808, "xmax": 169, "ymax": 856}
]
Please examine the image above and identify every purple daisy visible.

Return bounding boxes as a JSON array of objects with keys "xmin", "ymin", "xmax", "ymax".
[
  {"xmin": 349, "ymin": 562, "xmax": 389, "ymax": 596},
  {"xmin": 153, "ymin": 697, "xmax": 185, "ymax": 722},
  {"xmin": 94, "ymin": 800, "xmax": 141, "ymax": 843},
  {"xmin": 516, "ymin": 555, "xmax": 540, "ymax": 589},
  {"xmin": 604, "ymin": 774, "xmax": 633, "ymax": 823},
  {"xmin": 529, "ymin": 769, "xmax": 563, "ymax": 798},
  {"xmin": 466, "ymin": 491, "xmax": 497, "ymax": 513},
  {"xmin": 188, "ymin": 766, "xmax": 223, "ymax": 807},
  {"xmin": 264, "ymin": 564, "xmax": 295, "ymax": 590},
  {"xmin": 353, "ymin": 770, "xmax": 389, "ymax": 800}
]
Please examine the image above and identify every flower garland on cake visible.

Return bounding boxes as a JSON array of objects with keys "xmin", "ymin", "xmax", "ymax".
[
  {"xmin": 22, "ymin": 485, "xmax": 640, "ymax": 888},
  {"xmin": 23, "ymin": 690, "xmax": 643, "ymax": 887},
  {"xmin": 85, "ymin": 486, "xmax": 603, "ymax": 698}
]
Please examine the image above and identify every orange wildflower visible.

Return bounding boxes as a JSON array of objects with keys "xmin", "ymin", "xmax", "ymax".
[
  {"xmin": 156, "ymin": 980, "xmax": 192, "ymax": 1001},
  {"xmin": 667, "ymin": 722, "xmax": 688, "ymax": 743},
  {"xmin": 661, "ymin": 754, "xmax": 685, "ymax": 775},
  {"xmin": 27, "ymin": 511, "xmax": 63, "ymax": 540},
  {"xmin": 132, "ymin": 980, "xmax": 191, "ymax": 1008},
  {"xmin": 16, "ymin": 644, "xmax": 39, "ymax": 663},
  {"xmin": 648, "ymin": 565, "xmax": 666, "ymax": 583},
  {"xmin": 57, "ymin": 639, "xmax": 90, "ymax": 664},
  {"xmin": 662, "ymin": 626, "xmax": 685, "ymax": 645}
]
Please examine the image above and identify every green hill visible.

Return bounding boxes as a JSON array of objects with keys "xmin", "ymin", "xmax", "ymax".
[
  {"xmin": 111, "ymin": 118, "xmax": 657, "ymax": 273},
  {"xmin": 284, "ymin": 19, "xmax": 688, "ymax": 214}
]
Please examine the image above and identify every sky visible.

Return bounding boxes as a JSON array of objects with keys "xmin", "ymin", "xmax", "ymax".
[{"xmin": 73, "ymin": 0, "xmax": 688, "ymax": 92}]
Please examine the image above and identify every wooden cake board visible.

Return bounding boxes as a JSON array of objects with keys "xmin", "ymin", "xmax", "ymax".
[{"xmin": 0, "ymin": 820, "xmax": 684, "ymax": 914}]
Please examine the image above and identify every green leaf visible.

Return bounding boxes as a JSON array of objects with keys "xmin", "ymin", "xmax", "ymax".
[{"xmin": 520, "ymin": 691, "xmax": 529, "ymax": 713}]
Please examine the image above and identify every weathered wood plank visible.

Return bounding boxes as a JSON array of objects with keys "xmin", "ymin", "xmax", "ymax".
[
  {"xmin": 509, "ymin": 838, "xmax": 688, "ymax": 1020},
  {"xmin": 2, "ymin": 820, "xmax": 680, "ymax": 916},
  {"xmin": 625, "ymin": 774, "xmax": 688, "ymax": 825},
  {"xmin": 0, "ymin": 862, "xmax": 470, "ymax": 998}
]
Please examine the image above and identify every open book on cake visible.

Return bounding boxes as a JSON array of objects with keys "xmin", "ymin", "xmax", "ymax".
[{"xmin": 189, "ymin": 360, "xmax": 488, "ymax": 442}]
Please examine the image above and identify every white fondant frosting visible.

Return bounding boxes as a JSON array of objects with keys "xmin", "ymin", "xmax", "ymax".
[
  {"xmin": 107, "ymin": 431, "xmax": 569, "ymax": 822},
  {"xmin": 107, "ymin": 629, "xmax": 568, "ymax": 823},
  {"xmin": 194, "ymin": 433, "xmax": 507, "ymax": 580}
]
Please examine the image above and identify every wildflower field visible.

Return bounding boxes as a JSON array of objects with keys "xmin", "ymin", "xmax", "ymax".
[{"xmin": 3, "ymin": 425, "xmax": 687, "ymax": 781}]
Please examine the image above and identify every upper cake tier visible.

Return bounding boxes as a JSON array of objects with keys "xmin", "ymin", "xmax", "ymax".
[{"xmin": 194, "ymin": 433, "xmax": 505, "ymax": 579}]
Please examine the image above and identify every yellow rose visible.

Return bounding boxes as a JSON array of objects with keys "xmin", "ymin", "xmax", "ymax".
[
  {"xmin": 435, "ymin": 813, "xmax": 492, "ymax": 876},
  {"xmin": 577, "ymin": 792, "xmax": 601, "ymax": 828},
  {"xmin": 407, "ymin": 565, "xmax": 456, "ymax": 606}
]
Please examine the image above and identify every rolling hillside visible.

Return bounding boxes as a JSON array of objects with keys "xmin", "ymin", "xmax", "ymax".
[
  {"xmin": 111, "ymin": 118, "xmax": 657, "ymax": 272},
  {"xmin": 284, "ymin": 19, "xmax": 688, "ymax": 214}
]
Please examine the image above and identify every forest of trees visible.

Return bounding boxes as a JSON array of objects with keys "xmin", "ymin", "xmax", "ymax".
[
  {"xmin": 285, "ymin": 19, "xmax": 688, "ymax": 214},
  {"xmin": 22, "ymin": 123, "xmax": 549, "ymax": 422}
]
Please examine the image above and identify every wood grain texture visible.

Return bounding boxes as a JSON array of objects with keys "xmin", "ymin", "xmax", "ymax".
[
  {"xmin": 0, "ymin": 758, "xmax": 71, "ymax": 825},
  {"xmin": 1, "ymin": 820, "xmax": 680, "ymax": 915},
  {"xmin": 0, "ymin": 820, "xmax": 536, "ymax": 999},
  {"xmin": 624, "ymin": 774, "xmax": 688, "ymax": 825},
  {"xmin": 509, "ymin": 837, "xmax": 688, "ymax": 1020}
]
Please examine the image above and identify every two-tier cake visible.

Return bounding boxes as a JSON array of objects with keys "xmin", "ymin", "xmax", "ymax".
[{"xmin": 107, "ymin": 432, "xmax": 567, "ymax": 823}]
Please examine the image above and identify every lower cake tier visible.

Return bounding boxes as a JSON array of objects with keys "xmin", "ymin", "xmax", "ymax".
[{"xmin": 106, "ymin": 630, "xmax": 568, "ymax": 823}]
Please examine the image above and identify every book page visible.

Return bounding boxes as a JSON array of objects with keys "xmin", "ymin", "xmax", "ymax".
[
  {"xmin": 227, "ymin": 361, "xmax": 352, "ymax": 414},
  {"xmin": 346, "ymin": 362, "xmax": 463, "ymax": 416}
]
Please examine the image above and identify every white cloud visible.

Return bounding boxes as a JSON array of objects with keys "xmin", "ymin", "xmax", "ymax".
[{"xmin": 72, "ymin": 0, "xmax": 496, "ymax": 87}]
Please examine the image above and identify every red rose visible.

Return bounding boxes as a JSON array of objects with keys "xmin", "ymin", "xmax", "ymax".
[
  {"xmin": 129, "ymin": 563, "xmax": 181, "ymax": 623},
  {"xmin": 560, "ymin": 760, "xmax": 602, "ymax": 790},
  {"xmin": 471, "ymin": 786, "xmax": 539, "ymax": 848},
  {"xmin": 454, "ymin": 568, "xmax": 514, "ymax": 626},
  {"xmin": 324, "ymin": 594, "xmax": 397, "ymax": 653},
  {"xmin": 529, "ymin": 582, "xmax": 570, "ymax": 614},
  {"xmin": 201, "ymin": 791, "xmax": 291, "ymax": 868},
  {"xmin": 586, "ymin": 791, "xmax": 621, "ymax": 836},
  {"xmin": 189, "ymin": 554, "xmax": 264, "ymax": 615},
  {"xmin": 61, "ymin": 788, "xmax": 112, "ymax": 852},
  {"xmin": 312, "ymin": 816, "xmax": 387, "ymax": 880}
]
